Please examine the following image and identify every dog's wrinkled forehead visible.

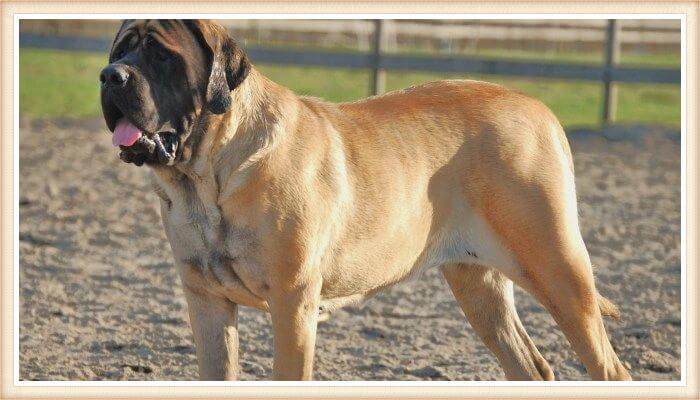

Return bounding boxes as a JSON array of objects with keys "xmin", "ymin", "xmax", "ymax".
[{"xmin": 111, "ymin": 20, "xmax": 197, "ymax": 59}]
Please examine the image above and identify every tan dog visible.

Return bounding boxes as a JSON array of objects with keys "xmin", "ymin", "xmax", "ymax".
[{"xmin": 100, "ymin": 19, "xmax": 631, "ymax": 381}]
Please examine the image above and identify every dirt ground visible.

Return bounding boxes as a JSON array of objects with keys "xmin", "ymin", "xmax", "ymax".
[{"xmin": 19, "ymin": 118, "xmax": 681, "ymax": 381}]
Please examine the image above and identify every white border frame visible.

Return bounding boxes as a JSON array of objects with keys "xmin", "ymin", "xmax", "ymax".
[{"xmin": 12, "ymin": 12, "xmax": 687, "ymax": 388}]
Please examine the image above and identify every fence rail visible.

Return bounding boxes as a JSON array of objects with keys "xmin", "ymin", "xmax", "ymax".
[
  {"xmin": 19, "ymin": 19, "xmax": 680, "ymax": 125},
  {"xmin": 20, "ymin": 19, "xmax": 682, "ymax": 47},
  {"xmin": 245, "ymin": 46, "xmax": 679, "ymax": 84}
]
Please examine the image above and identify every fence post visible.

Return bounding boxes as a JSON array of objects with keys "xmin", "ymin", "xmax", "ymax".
[
  {"xmin": 602, "ymin": 19, "xmax": 621, "ymax": 126},
  {"xmin": 370, "ymin": 19, "xmax": 387, "ymax": 96}
]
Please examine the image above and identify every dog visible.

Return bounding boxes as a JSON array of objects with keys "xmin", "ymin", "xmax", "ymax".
[{"xmin": 100, "ymin": 19, "xmax": 631, "ymax": 381}]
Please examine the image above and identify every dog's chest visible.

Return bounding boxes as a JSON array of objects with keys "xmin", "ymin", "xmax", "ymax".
[{"xmin": 152, "ymin": 171, "xmax": 268, "ymax": 307}]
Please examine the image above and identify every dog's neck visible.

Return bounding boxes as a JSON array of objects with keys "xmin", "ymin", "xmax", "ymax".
[{"xmin": 158, "ymin": 67, "xmax": 300, "ymax": 205}]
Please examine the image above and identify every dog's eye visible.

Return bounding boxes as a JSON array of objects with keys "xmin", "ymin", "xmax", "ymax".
[
  {"xmin": 111, "ymin": 48, "xmax": 125, "ymax": 62},
  {"xmin": 110, "ymin": 34, "xmax": 136, "ymax": 62},
  {"xmin": 144, "ymin": 35, "xmax": 169, "ymax": 62},
  {"xmin": 144, "ymin": 35, "xmax": 156, "ymax": 48}
]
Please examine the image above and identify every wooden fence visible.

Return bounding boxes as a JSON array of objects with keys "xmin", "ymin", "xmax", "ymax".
[
  {"xmin": 19, "ymin": 19, "xmax": 681, "ymax": 125},
  {"xmin": 20, "ymin": 19, "xmax": 682, "ymax": 52}
]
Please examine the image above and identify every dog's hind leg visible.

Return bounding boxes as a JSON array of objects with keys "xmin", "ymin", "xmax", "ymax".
[
  {"xmin": 441, "ymin": 263, "xmax": 554, "ymax": 380},
  {"xmin": 503, "ymin": 241, "xmax": 631, "ymax": 380},
  {"xmin": 507, "ymin": 240, "xmax": 631, "ymax": 380},
  {"xmin": 470, "ymin": 123, "xmax": 631, "ymax": 380}
]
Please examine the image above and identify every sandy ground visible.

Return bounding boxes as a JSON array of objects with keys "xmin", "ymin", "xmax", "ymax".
[{"xmin": 19, "ymin": 118, "xmax": 681, "ymax": 381}]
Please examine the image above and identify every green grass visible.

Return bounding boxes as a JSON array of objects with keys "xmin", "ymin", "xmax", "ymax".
[
  {"xmin": 20, "ymin": 48, "xmax": 109, "ymax": 119},
  {"xmin": 461, "ymin": 48, "xmax": 681, "ymax": 67},
  {"xmin": 20, "ymin": 48, "xmax": 680, "ymax": 128}
]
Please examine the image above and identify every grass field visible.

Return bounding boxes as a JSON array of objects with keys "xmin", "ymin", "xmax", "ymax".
[{"xmin": 20, "ymin": 48, "xmax": 680, "ymax": 128}]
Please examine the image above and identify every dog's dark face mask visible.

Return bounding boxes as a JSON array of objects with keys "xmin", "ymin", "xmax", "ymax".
[{"xmin": 100, "ymin": 19, "xmax": 250, "ymax": 166}]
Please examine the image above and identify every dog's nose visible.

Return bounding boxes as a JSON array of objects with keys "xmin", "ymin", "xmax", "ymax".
[{"xmin": 99, "ymin": 64, "xmax": 129, "ymax": 88}]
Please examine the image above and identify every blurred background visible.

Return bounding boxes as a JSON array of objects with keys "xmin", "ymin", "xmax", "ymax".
[
  {"xmin": 19, "ymin": 19, "xmax": 680, "ymax": 128},
  {"xmin": 18, "ymin": 19, "xmax": 682, "ymax": 381}
]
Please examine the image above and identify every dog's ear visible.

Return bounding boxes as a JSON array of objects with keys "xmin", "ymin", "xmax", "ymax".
[{"xmin": 185, "ymin": 20, "xmax": 250, "ymax": 114}]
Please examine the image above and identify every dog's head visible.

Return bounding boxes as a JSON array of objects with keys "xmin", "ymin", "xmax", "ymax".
[{"xmin": 100, "ymin": 19, "xmax": 250, "ymax": 166}]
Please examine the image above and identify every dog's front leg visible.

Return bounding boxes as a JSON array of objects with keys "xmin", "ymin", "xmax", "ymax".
[
  {"xmin": 269, "ymin": 278, "xmax": 321, "ymax": 380},
  {"xmin": 183, "ymin": 286, "xmax": 240, "ymax": 380}
]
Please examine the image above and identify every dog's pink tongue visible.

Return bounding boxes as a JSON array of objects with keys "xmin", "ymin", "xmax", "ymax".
[{"xmin": 112, "ymin": 118, "xmax": 142, "ymax": 147}]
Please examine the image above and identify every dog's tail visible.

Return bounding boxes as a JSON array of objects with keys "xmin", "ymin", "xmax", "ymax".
[{"xmin": 597, "ymin": 293, "xmax": 621, "ymax": 320}]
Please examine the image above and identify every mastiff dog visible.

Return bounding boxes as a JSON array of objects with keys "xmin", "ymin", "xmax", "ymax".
[{"xmin": 100, "ymin": 19, "xmax": 631, "ymax": 381}]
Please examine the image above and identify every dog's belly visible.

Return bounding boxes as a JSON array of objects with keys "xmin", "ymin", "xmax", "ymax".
[
  {"xmin": 319, "ymin": 195, "xmax": 521, "ymax": 304},
  {"xmin": 419, "ymin": 197, "xmax": 521, "ymax": 276}
]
